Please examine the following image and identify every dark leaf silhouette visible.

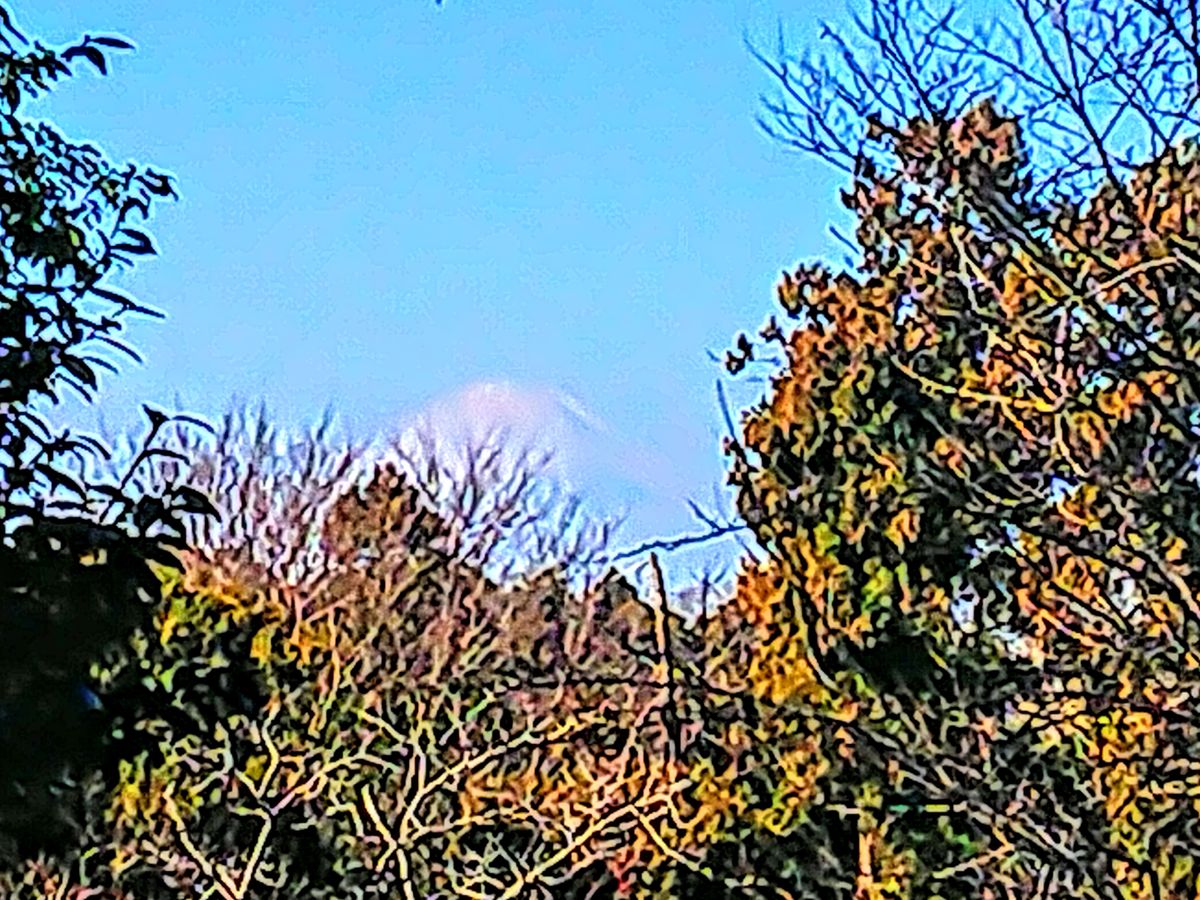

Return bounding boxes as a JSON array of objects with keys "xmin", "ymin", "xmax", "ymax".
[
  {"xmin": 61, "ymin": 44, "xmax": 106, "ymax": 76},
  {"xmin": 89, "ymin": 35, "xmax": 134, "ymax": 50},
  {"xmin": 59, "ymin": 355, "xmax": 96, "ymax": 389},
  {"xmin": 166, "ymin": 485, "xmax": 219, "ymax": 517},
  {"xmin": 34, "ymin": 464, "xmax": 85, "ymax": 499},
  {"xmin": 111, "ymin": 227, "xmax": 155, "ymax": 255}
]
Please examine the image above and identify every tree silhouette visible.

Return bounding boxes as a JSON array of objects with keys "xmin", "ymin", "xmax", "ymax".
[{"xmin": 0, "ymin": 4, "xmax": 213, "ymax": 855}]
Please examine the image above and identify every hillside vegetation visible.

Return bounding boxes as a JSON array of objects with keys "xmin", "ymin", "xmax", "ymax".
[{"xmin": 6, "ymin": 0, "xmax": 1200, "ymax": 897}]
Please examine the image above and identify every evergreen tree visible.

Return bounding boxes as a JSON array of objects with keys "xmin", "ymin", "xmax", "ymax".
[{"xmin": 0, "ymin": 3, "xmax": 213, "ymax": 855}]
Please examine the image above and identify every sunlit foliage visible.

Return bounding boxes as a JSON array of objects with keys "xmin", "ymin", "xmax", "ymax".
[
  {"xmin": 12, "ymin": 0, "xmax": 1200, "ymax": 897},
  {"xmin": 700, "ymin": 1, "xmax": 1200, "ymax": 896}
]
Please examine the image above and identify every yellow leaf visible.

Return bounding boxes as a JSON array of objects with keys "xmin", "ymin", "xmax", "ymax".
[{"xmin": 1164, "ymin": 535, "xmax": 1187, "ymax": 563}]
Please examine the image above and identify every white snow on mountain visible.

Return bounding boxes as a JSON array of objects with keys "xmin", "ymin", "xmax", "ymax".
[
  {"xmin": 389, "ymin": 380, "xmax": 686, "ymax": 508},
  {"xmin": 379, "ymin": 378, "xmax": 746, "ymax": 593}
]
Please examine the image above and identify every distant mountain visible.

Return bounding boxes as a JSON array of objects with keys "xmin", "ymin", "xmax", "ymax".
[{"xmin": 385, "ymin": 378, "xmax": 745, "ymax": 593}]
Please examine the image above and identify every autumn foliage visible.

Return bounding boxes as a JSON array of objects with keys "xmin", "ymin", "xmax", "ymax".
[
  {"xmin": 708, "ymin": 9, "xmax": 1200, "ymax": 900},
  {"xmin": 707, "ymin": 91, "xmax": 1200, "ymax": 895},
  {"xmin": 10, "ymin": 0, "xmax": 1200, "ymax": 897}
]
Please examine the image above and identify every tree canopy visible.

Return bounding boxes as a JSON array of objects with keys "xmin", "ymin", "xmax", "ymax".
[
  {"xmin": 8, "ymin": 0, "xmax": 1200, "ymax": 897},
  {"xmin": 705, "ymin": 0, "xmax": 1200, "ymax": 895}
]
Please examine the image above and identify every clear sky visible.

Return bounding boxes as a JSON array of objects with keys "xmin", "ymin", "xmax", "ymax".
[{"xmin": 22, "ymin": 0, "xmax": 856, "ymax": 591}]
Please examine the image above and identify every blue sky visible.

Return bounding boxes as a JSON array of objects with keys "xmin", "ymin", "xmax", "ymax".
[{"xmin": 23, "ymin": 0, "xmax": 855, "ymax": 589}]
